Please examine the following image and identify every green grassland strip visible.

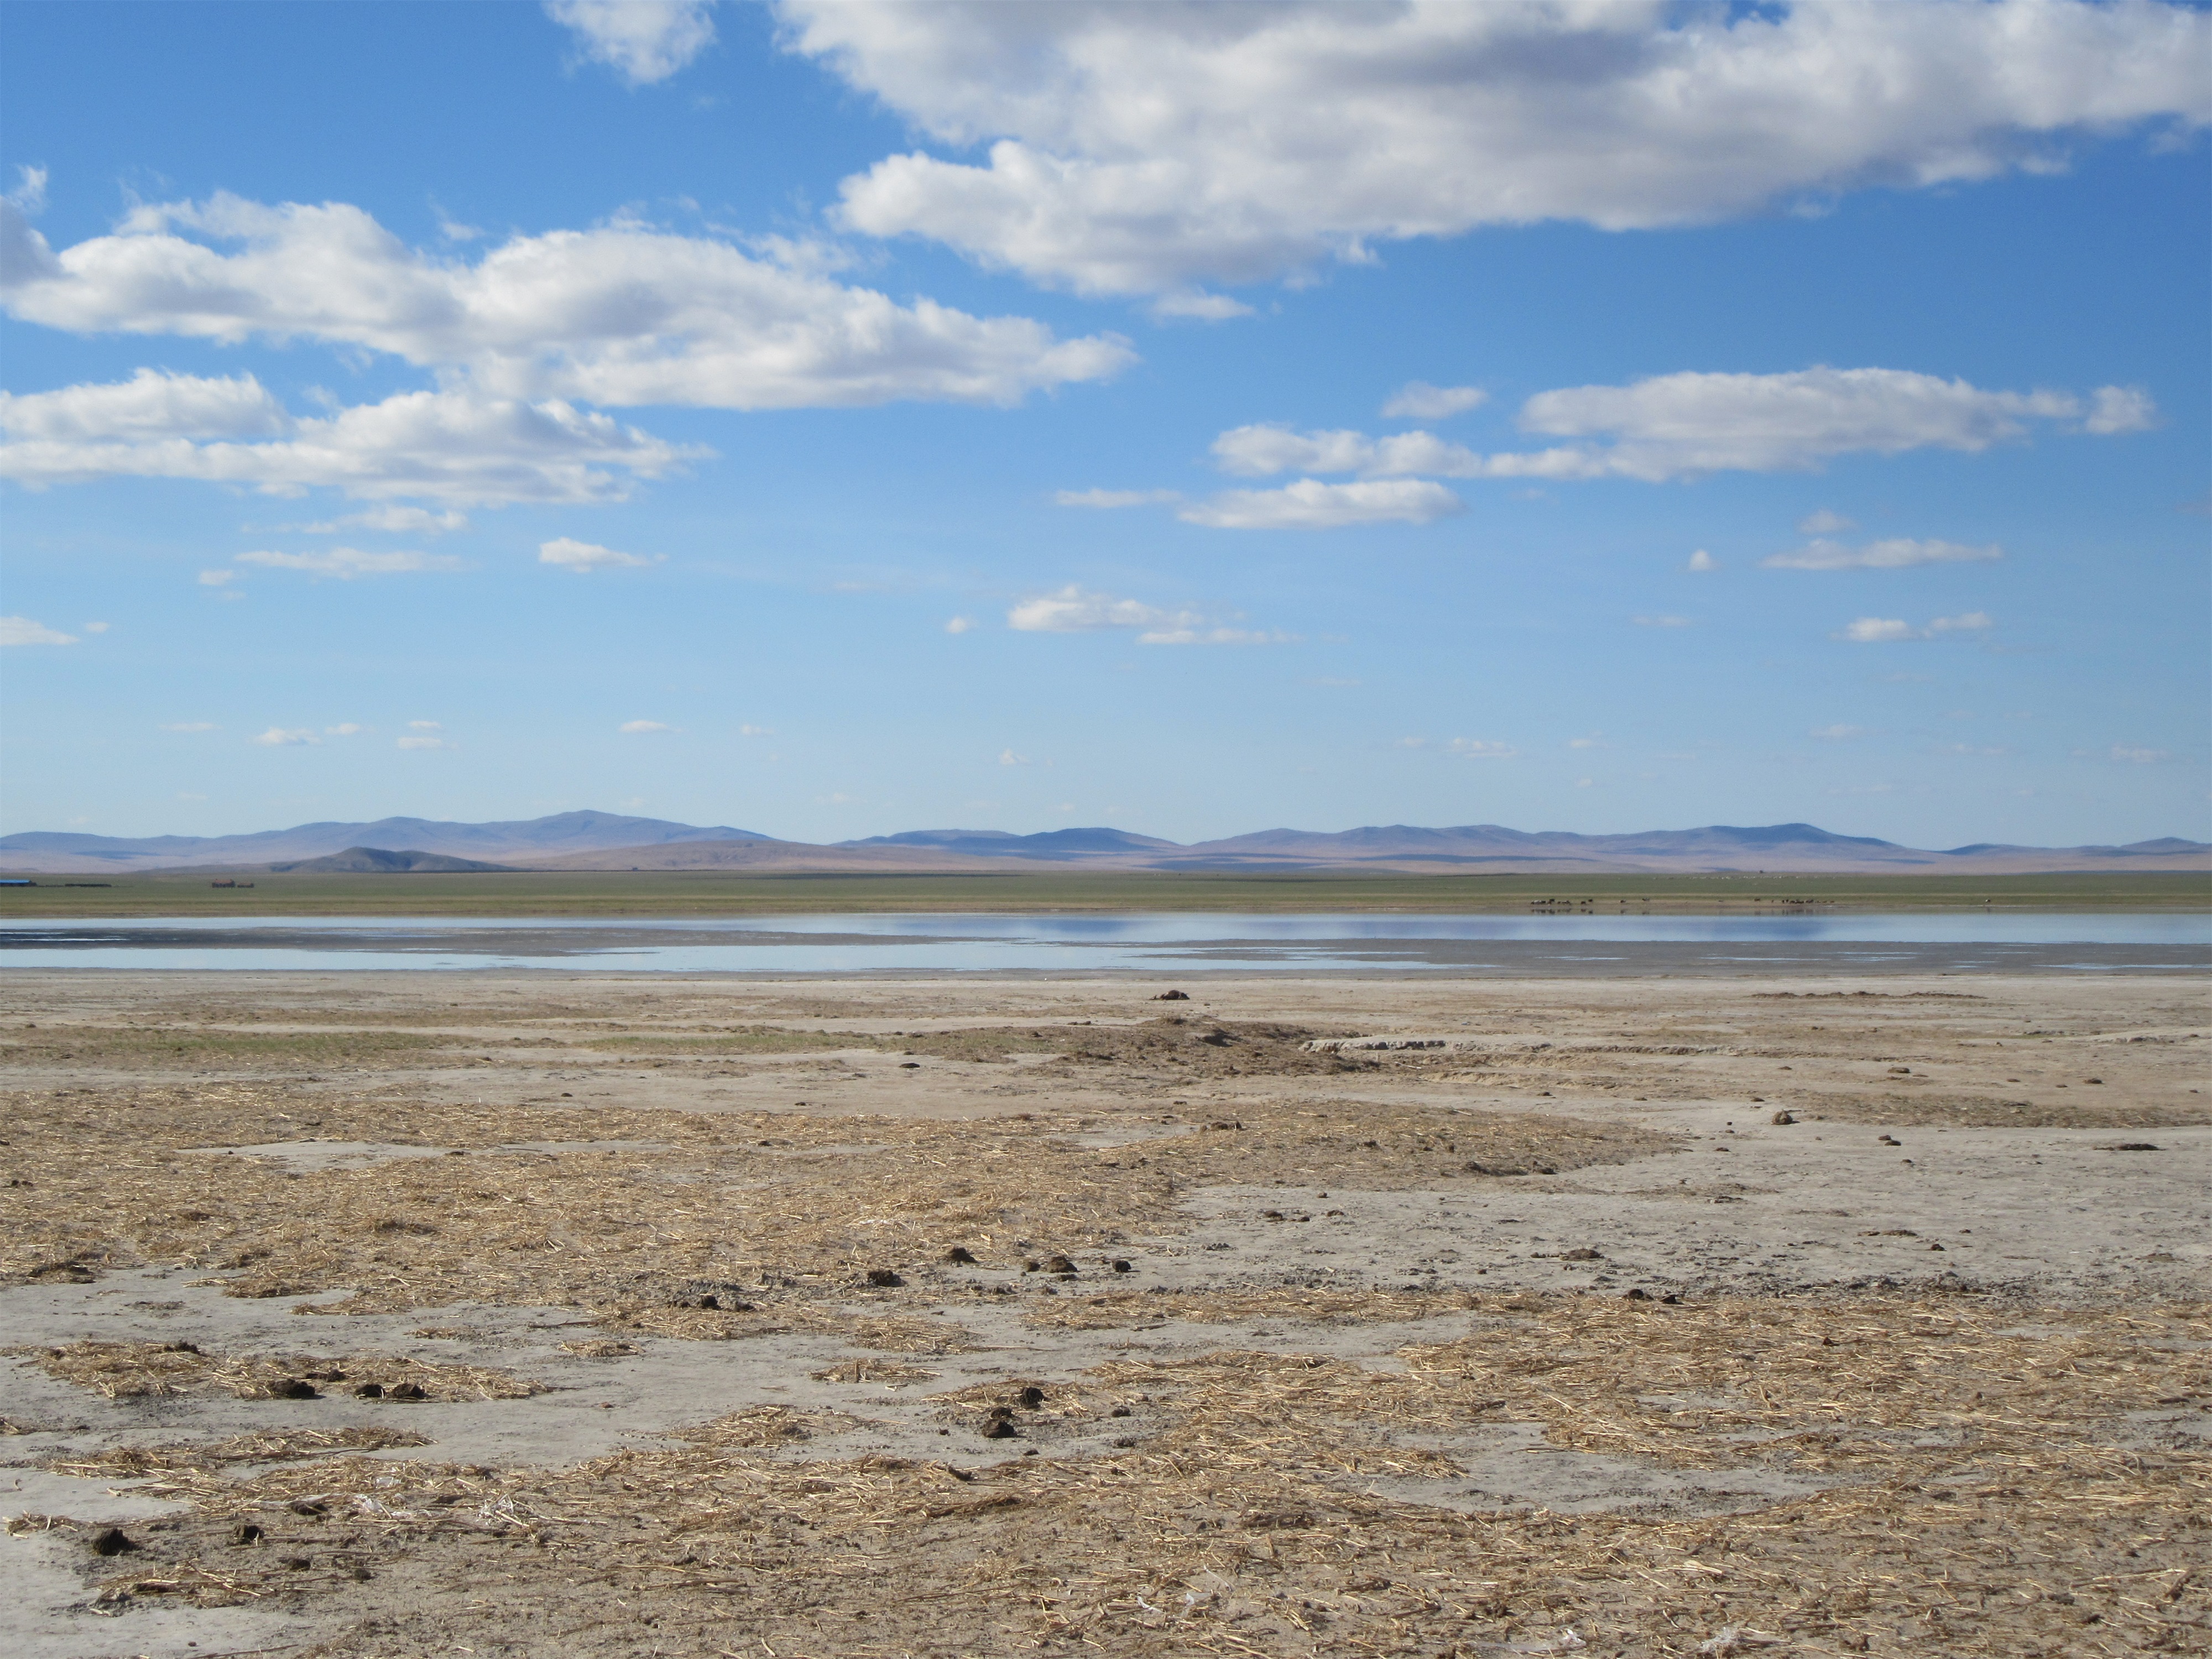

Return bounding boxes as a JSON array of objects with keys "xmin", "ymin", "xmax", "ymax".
[{"xmin": 1, "ymin": 868, "xmax": 2205, "ymax": 919}]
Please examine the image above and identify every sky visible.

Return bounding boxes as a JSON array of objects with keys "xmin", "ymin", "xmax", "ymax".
[{"xmin": 2, "ymin": 0, "xmax": 2208, "ymax": 849}]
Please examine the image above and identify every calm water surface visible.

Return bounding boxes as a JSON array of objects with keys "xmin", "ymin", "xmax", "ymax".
[{"xmin": 0, "ymin": 911, "xmax": 2204, "ymax": 974}]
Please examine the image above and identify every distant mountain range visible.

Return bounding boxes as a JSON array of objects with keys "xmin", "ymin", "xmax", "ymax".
[{"xmin": 2, "ymin": 813, "xmax": 2205, "ymax": 876}]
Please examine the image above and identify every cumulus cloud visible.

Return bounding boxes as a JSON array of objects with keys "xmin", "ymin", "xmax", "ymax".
[
  {"xmin": 546, "ymin": 0, "xmax": 717, "ymax": 85},
  {"xmin": 1835, "ymin": 612, "xmax": 1993, "ymax": 642},
  {"xmin": 619, "ymin": 719, "xmax": 675, "ymax": 733},
  {"xmin": 1685, "ymin": 549, "xmax": 1718, "ymax": 572},
  {"xmin": 1797, "ymin": 508, "xmax": 1856, "ymax": 535},
  {"xmin": 540, "ymin": 536, "xmax": 660, "ymax": 572},
  {"xmin": 1764, "ymin": 536, "xmax": 2002, "ymax": 570},
  {"xmin": 1382, "ymin": 382, "xmax": 1486, "ymax": 420},
  {"xmin": 784, "ymin": 0, "xmax": 2212, "ymax": 295},
  {"xmin": 997, "ymin": 748, "xmax": 1029, "ymax": 766},
  {"xmin": 0, "ymin": 193, "xmax": 1133, "ymax": 415},
  {"xmin": 943, "ymin": 615, "xmax": 974, "ymax": 634},
  {"xmin": 1, "ymin": 374, "xmax": 700, "ymax": 507},
  {"xmin": 1006, "ymin": 585, "xmax": 1295, "ymax": 644},
  {"xmin": 236, "ymin": 547, "xmax": 465, "ymax": 577},
  {"xmin": 1053, "ymin": 487, "xmax": 1182, "ymax": 508},
  {"xmin": 0, "ymin": 367, "xmax": 287, "ymax": 441},
  {"xmin": 251, "ymin": 727, "xmax": 317, "ymax": 746},
  {"xmin": 1178, "ymin": 478, "xmax": 1463, "ymax": 529},
  {"xmin": 1203, "ymin": 369, "xmax": 2147, "ymax": 488},
  {"xmin": 1, "ymin": 615, "xmax": 76, "ymax": 645}
]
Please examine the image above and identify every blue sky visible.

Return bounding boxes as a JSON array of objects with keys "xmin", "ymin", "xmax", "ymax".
[{"xmin": 3, "ymin": 0, "xmax": 2206, "ymax": 847}]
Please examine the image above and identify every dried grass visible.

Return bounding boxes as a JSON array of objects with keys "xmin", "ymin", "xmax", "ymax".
[
  {"xmin": 76, "ymin": 1294, "xmax": 2210, "ymax": 1656},
  {"xmin": 15, "ymin": 1339, "xmax": 541, "ymax": 1402}
]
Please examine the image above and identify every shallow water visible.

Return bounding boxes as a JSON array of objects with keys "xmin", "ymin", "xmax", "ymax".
[{"xmin": 0, "ymin": 911, "xmax": 2204, "ymax": 974}]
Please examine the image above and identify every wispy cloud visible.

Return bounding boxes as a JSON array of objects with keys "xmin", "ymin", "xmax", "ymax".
[
  {"xmin": 540, "ymin": 536, "xmax": 661, "ymax": 572},
  {"xmin": 251, "ymin": 726, "xmax": 317, "ymax": 746},
  {"xmin": 1178, "ymin": 478, "xmax": 1462, "ymax": 529},
  {"xmin": 944, "ymin": 615, "xmax": 975, "ymax": 634},
  {"xmin": 288, "ymin": 505, "xmax": 468, "ymax": 535},
  {"xmin": 237, "ymin": 547, "xmax": 463, "ymax": 578},
  {"xmin": 1054, "ymin": 487, "xmax": 1183, "ymax": 509},
  {"xmin": 396, "ymin": 734, "xmax": 454, "ymax": 750},
  {"xmin": 1634, "ymin": 614, "xmax": 1693, "ymax": 628},
  {"xmin": 1797, "ymin": 508, "xmax": 1855, "ymax": 535},
  {"xmin": 1834, "ymin": 612, "xmax": 1992, "ymax": 643},
  {"xmin": 159, "ymin": 721, "xmax": 216, "ymax": 733},
  {"xmin": 1809, "ymin": 723, "xmax": 1865, "ymax": 740},
  {"xmin": 619, "ymin": 719, "xmax": 675, "ymax": 734},
  {"xmin": 1444, "ymin": 738, "xmax": 1516, "ymax": 759},
  {"xmin": 324, "ymin": 723, "xmax": 364, "ymax": 736},
  {"xmin": 1007, "ymin": 585, "xmax": 1296, "ymax": 645},
  {"xmin": 997, "ymin": 748, "xmax": 1029, "ymax": 766},
  {"xmin": 2107, "ymin": 744, "xmax": 2171, "ymax": 764},
  {"xmin": 1764, "ymin": 537, "xmax": 2001, "ymax": 571},
  {"xmin": 1, "ymin": 615, "xmax": 77, "ymax": 646},
  {"xmin": 1685, "ymin": 549, "xmax": 1718, "ymax": 572}
]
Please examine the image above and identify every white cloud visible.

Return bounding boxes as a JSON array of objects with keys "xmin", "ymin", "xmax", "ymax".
[
  {"xmin": 1149, "ymin": 290, "xmax": 1254, "ymax": 321},
  {"xmin": 1835, "ymin": 612, "xmax": 1993, "ymax": 642},
  {"xmin": 197, "ymin": 569, "xmax": 239, "ymax": 587},
  {"xmin": 1516, "ymin": 368, "xmax": 2148, "ymax": 479},
  {"xmin": 997, "ymin": 748, "xmax": 1029, "ymax": 766},
  {"xmin": 619, "ymin": 719, "xmax": 675, "ymax": 734},
  {"xmin": 408, "ymin": 720, "xmax": 442, "ymax": 731},
  {"xmin": 1178, "ymin": 477, "xmax": 1463, "ymax": 529},
  {"xmin": 1, "ymin": 194, "xmax": 1133, "ymax": 416},
  {"xmin": 1138, "ymin": 626, "xmax": 1298, "ymax": 647},
  {"xmin": 786, "ymin": 0, "xmax": 2212, "ymax": 295},
  {"xmin": 237, "ymin": 547, "xmax": 464, "ymax": 578},
  {"xmin": 251, "ymin": 727, "xmax": 318, "ymax": 746},
  {"xmin": 1763, "ymin": 537, "xmax": 2002, "ymax": 570},
  {"xmin": 546, "ymin": 0, "xmax": 717, "ymax": 85},
  {"xmin": 1, "ymin": 375, "xmax": 700, "ymax": 507},
  {"xmin": 1444, "ymin": 738, "xmax": 1516, "ymax": 760},
  {"xmin": 159, "ymin": 721, "xmax": 216, "ymax": 732},
  {"xmin": 943, "ymin": 615, "xmax": 974, "ymax": 634},
  {"xmin": 1685, "ymin": 549, "xmax": 1718, "ymax": 572},
  {"xmin": 1797, "ymin": 508, "xmax": 1856, "ymax": 535},
  {"xmin": 290, "ymin": 506, "xmax": 469, "ymax": 535},
  {"xmin": 2084, "ymin": 385, "xmax": 2157, "ymax": 434},
  {"xmin": 1006, "ymin": 584, "xmax": 1294, "ymax": 644},
  {"xmin": 1810, "ymin": 723, "xmax": 1866, "ymax": 740},
  {"xmin": 0, "ymin": 368, "xmax": 287, "ymax": 441},
  {"xmin": 397, "ymin": 735, "xmax": 454, "ymax": 750},
  {"xmin": 1382, "ymin": 382, "xmax": 1487, "ymax": 420},
  {"xmin": 1205, "ymin": 369, "xmax": 2145, "ymax": 487},
  {"xmin": 1634, "ymin": 614, "xmax": 1693, "ymax": 628},
  {"xmin": 1, "ymin": 615, "xmax": 76, "ymax": 646},
  {"xmin": 540, "ymin": 536, "xmax": 661, "ymax": 572},
  {"xmin": 324, "ymin": 723, "xmax": 364, "ymax": 737},
  {"xmin": 1008, "ymin": 587, "xmax": 1199, "ymax": 634},
  {"xmin": 1053, "ymin": 487, "xmax": 1182, "ymax": 508},
  {"xmin": 1567, "ymin": 735, "xmax": 1603, "ymax": 750},
  {"xmin": 81, "ymin": 620, "xmax": 109, "ymax": 633},
  {"xmin": 2110, "ymin": 744, "xmax": 2171, "ymax": 763},
  {"xmin": 739, "ymin": 723, "xmax": 774, "ymax": 736}
]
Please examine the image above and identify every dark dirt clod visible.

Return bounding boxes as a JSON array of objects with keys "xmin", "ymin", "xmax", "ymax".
[
  {"xmin": 1771, "ymin": 1110, "xmax": 1797, "ymax": 1125},
  {"xmin": 866, "ymin": 1269, "xmax": 906, "ymax": 1287},
  {"xmin": 943, "ymin": 1246, "xmax": 978, "ymax": 1264},
  {"xmin": 89, "ymin": 1527, "xmax": 137, "ymax": 1556}
]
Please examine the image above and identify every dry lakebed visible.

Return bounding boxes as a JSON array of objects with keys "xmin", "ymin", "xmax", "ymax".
[{"xmin": 1, "ymin": 966, "xmax": 2206, "ymax": 1657}]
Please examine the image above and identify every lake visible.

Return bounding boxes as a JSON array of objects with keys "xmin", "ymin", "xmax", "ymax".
[{"xmin": 0, "ymin": 911, "xmax": 2205, "ymax": 974}]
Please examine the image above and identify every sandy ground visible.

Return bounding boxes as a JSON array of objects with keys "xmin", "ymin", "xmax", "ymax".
[{"xmin": 1, "ymin": 968, "xmax": 2207, "ymax": 1658}]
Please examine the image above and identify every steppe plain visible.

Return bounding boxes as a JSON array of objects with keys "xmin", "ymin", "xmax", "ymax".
[{"xmin": 2, "ymin": 961, "xmax": 2207, "ymax": 1658}]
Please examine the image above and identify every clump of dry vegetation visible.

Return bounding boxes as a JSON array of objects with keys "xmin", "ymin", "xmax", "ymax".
[{"xmin": 15, "ymin": 1339, "xmax": 540, "ymax": 1402}]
